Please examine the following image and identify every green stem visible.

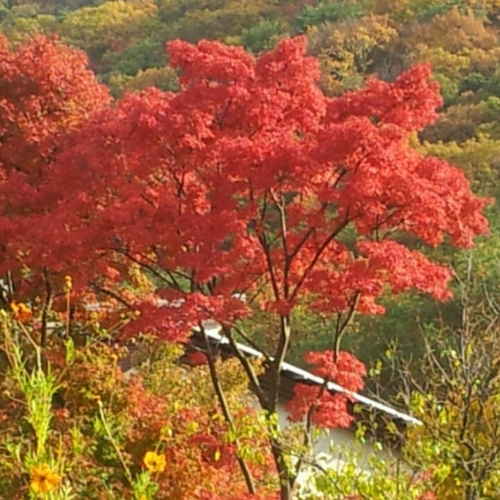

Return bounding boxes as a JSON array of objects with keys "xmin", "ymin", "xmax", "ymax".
[{"xmin": 98, "ymin": 401, "xmax": 134, "ymax": 486}]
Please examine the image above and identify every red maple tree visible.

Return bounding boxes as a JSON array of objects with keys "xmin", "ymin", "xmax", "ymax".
[
  {"xmin": 0, "ymin": 36, "xmax": 489, "ymax": 499},
  {"xmin": 0, "ymin": 35, "xmax": 111, "ymax": 315}
]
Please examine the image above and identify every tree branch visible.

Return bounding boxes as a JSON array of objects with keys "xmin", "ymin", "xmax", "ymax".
[
  {"xmin": 40, "ymin": 267, "xmax": 52, "ymax": 349},
  {"xmin": 290, "ymin": 216, "xmax": 351, "ymax": 301},
  {"xmin": 200, "ymin": 324, "xmax": 257, "ymax": 494}
]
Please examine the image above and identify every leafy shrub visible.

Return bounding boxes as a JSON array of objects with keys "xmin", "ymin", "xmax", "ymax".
[{"xmin": 0, "ymin": 309, "xmax": 274, "ymax": 499}]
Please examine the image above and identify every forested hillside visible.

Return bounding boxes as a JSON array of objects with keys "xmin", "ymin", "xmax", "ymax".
[
  {"xmin": 2, "ymin": 0, "xmax": 500, "ymax": 117},
  {"xmin": 2, "ymin": 0, "xmax": 499, "ymax": 189},
  {"xmin": 3, "ymin": 0, "xmax": 500, "ymax": 183}
]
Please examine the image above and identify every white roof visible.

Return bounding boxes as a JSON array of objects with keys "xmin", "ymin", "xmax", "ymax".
[
  {"xmin": 79, "ymin": 300, "xmax": 420, "ymax": 425},
  {"xmin": 198, "ymin": 326, "xmax": 421, "ymax": 425}
]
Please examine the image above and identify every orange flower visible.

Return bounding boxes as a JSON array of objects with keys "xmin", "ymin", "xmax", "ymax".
[
  {"xmin": 30, "ymin": 464, "xmax": 61, "ymax": 493},
  {"xmin": 143, "ymin": 451, "xmax": 166, "ymax": 473},
  {"xmin": 10, "ymin": 301, "xmax": 32, "ymax": 322}
]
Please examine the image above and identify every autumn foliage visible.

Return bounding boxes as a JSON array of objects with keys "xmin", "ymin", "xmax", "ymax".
[
  {"xmin": 0, "ymin": 35, "xmax": 111, "ymax": 298},
  {"xmin": 0, "ymin": 325, "xmax": 275, "ymax": 499},
  {"xmin": 3, "ymin": 36, "xmax": 488, "ymax": 311},
  {"xmin": 0, "ymin": 35, "xmax": 110, "ymax": 178},
  {"xmin": 287, "ymin": 351, "xmax": 366, "ymax": 429},
  {"xmin": 0, "ymin": 34, "xmax": 490, "ymax": 499}
]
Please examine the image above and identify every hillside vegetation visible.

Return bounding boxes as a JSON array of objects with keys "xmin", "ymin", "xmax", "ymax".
[
  {"xmin": 2, "ymin": 1, "xmax": 499, "ymax": 188},
  {"xmin": 2, "ymin": 0, "xmax": 500, "ymax": 369},
  {"xmin": 1, "ymin": 2, "xmax": 500, "ymax": 498}
]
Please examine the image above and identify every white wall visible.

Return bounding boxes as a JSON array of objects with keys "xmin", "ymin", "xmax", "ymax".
[{"xmin": 274, "ymin": 402, "xmax": 399, "ymax": 491}]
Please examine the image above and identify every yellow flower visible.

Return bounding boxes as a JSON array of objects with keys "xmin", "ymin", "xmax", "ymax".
[
  {"xmin": 30, "ymin": 464, "xmax": 61, "ymax": 493},
  {"xmin": 143, "ymin": 451, "xmax": 166, "ymax": 473},
  {"xmin": 63, "ymin": 275, "xmax": 72, "ymax": 292}
]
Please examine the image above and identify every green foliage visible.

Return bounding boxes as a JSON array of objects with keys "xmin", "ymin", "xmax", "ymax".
[
  {"xmin": 234, "ymin": 18, "xmax": 289, "ymax": 54},
  {"xmin": 379, "ymin": 0, "xmax": 470, "ymax": 23},
  {"xmin": 433, "ymin": 72, "xmax": 460, "ymax": 104},
  {"xmin": 107, "ymin": 64, "xmax": 179, "ymax": 97},
  {"xmin": 0, "ymin": 6, "xmax": 57, "ymax": 42},
  {"xmin": 416, "ymin": 1, "xmax": 455, "ymax": 21},
  {"xmin": 460, "ymin": 71, "xmax": 488, "ymax": 93},
  {"xmin": 303, "ymin": 447, "xmax": 433, "ymax": 499},
  {"xmin": 102, "ymin": 38, "xmax": 167, "ymax": 77},
  {"xmin": 59, "ymin": 0, "xmax": 159, "ymax": 60},
  {"xmin": 402, "ymin": 302, "xmax": 500, "ymax": 499},
  {"xmin": 157, "ymin": 0, "xmax": 282, "ymax": 43},
  {"xmin": 418, "ymin": 134, "xmax": 500, "ymax": 197},
  {"xmin": 292, "ymin": 0, "xmax": 367, "ymax": 34}
]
